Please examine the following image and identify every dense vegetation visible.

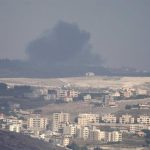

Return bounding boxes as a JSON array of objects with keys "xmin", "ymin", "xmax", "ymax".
[{"xmin": 0, "ymin": 130, "xmax": 64, "ymax": 150}]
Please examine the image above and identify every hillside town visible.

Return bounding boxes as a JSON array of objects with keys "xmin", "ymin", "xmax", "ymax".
[{"xmin": 0, "ymin": 78, "xmax": 150, "ymax": 149}]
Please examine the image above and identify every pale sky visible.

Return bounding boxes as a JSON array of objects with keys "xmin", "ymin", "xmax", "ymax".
[{"xmin": 0, "ymin": 0, "xmax": 150, "ymax": 70}]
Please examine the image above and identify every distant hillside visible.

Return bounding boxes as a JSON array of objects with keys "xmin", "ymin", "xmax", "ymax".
[
  {"xmin": 0, "ymin": 130, "xmax": 64, "ymax": 150},
  {"xmin": 0, "ymin": 59, "xmax": 150, "ymax": 77}
]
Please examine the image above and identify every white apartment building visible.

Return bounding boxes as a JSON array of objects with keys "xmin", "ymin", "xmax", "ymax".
[
  {"xmin": 78, "ymin": 113, "xmax": 99, "ymax": 126},
  {"xmin": 52, "ymin": 112, "xmax": 70, "ymax": 132},
  {"xmin": 105, "ymin": 131, "xmax": 122, "ymax": 143},
  {"xmin": 137, "ymin": 115, "xmax": 150, "ymax": 124},
  {"xmin": 119, "ymin": 114, "xmax": 135, "ymax": 124},
  {"xmin": 27, "ymin": 115, "xmax": 48, "ymax": 130},
  {"xmin": 77, "ymin": 126, "xmax": 122, "ymax": 143},
  {"xmin": 101, "ymin": 114, "xmax": 117, "ymax": 123},
  {"xmin": 9, "ymin": 124, "xmax": 21, "ymax": 133}
]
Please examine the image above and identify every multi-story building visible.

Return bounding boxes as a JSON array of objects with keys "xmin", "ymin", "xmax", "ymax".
[
  {"xmin": 9, "ymin": 124, "xmax": 21, "ymax": 133},
  {"xmin": 137, "ymin": 115, "xmax": 150, "ymax": 124},
  {"xmin": 101, "ymin": 114, "xmax": 117, "ymax": 123},
  {"xmin": 129, "ymin": 124, "xmax": 150, "ymax": 133},
  {"xmin": 67, "ymin": 90, "xmax": 79, "ymax": 98},
  {"xmin": 4, "ymin": 116, "xmax": 23, "ymax": 126},
  {"xmin": 105, "ymin": 131, "xmax": 122, "ymax": 143},
  {"xmin": 78, "ymin": 113, "xmax": 99, "ymax": 126},
  {"xmin": 52, "ymin": 112, "xmax": 70, "ymax": 132},
  {"xmin": 77, "ymin": 126, "xmax": 89, "ymax": 140},
  {"xmin": 27, "ymin": 114, "xmax": 48, "ymax": 130},
  {"xmin": 57, "ymin": 89, "xmax": 68, "ymax": 99},
  {"xmin": 77, "ymin": 126, "xmax": 122, "ymax": 143},
  {"xmin": 119, "ymin": 114, "xmax": 135, "ymax": 124},
  {"xmin": 89, "ymin": 129, "xmax": 100, "ymax": 141}
]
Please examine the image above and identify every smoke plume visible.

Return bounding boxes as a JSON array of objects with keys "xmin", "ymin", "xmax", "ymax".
[{"xmin": 26, "ymin": 21, "xmax": 102, "ymax": 67}]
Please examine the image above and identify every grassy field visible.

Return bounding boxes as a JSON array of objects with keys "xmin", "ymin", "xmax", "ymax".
[{"xmin": 31, "ymin": 98, "xmax": 150, "ymax": 120}]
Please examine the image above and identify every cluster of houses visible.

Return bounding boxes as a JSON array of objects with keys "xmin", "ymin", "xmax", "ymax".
[
  {"xmin": 1, "ymin": 82, "xmax": 150, "ymax": 104},
  {"xmin": 27, "ymin": 86, "xmax": 149, "ymax": 103},
  {"xmin": 24, "ymin": 88, "xmax": 79, "ymax": 102},
  {"xmin": 0, "ymin": 110, "xmax": 150, "ymax": 147}
]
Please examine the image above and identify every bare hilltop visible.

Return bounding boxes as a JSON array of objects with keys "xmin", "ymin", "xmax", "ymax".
[{"xmin": 0, "ymin": 76, "xmax": 150, "ymax": 89}]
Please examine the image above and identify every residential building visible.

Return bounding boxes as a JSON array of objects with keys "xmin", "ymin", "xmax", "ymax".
[
  {"xmin": 78, "ymin": 113, "xmax": 99, "ymax": 126},
  {"xmin": 89, "ymin": 129, "xmax": 102, "ymax": 141},
  {"xmin": 57, "ymin": 89, "xmax": 68, "ymax": 99},
  {"xmin": 9, "ymin": 124, "xmax": 21, "ymax": 133},
  {"xmin": 4, "ymin": 116, "xmax": 23, "ymax": 125},
  {"xmin": 137, "ymin": 115, "xmax": 150, "ymax": 124},
  {"xmin": 105, "ymin": 131, "xmax": 122, "ymax": 143},
  {"xmin": 77, "ymin": 126, "xmax": 89, "ymax": 140},
  {"xmin": 52, "ymin": 112, "xmax": 70, "ymax": 132},
  {"xmin": 27, "ymin": 114, "xmax": 48, "ymax": 130},
  {"xmin": 101, "ymin": 114, "xmax": 117, "ymax": 123},
  {"xmin": 129, "ymin": 124, "xmax": 150, "ymax": 133},
  {"xmin": 119, "ymin": 114, "xmax": 135, "ymax": 124}
]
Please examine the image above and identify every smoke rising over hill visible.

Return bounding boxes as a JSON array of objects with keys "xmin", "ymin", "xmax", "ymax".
[
  {"xmin": 0, "ymin": 21, "xmax": 149, "ymax": 77},
  {"xmin": 26, "ymin": 21, "xmax": 103, "ymax": 67}
]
